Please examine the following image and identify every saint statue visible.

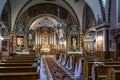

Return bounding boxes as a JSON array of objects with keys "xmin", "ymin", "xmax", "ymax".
[
  {"xmin": 42, "ymin": 35, "xmax": 48, "ymax": 45},
  {"xmin": 73, "ymin": 37, "xmax": 76, "ymax": 49}
]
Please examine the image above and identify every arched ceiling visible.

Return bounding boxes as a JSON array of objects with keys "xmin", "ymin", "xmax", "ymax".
[
  {"xmin": 29, "ymin": 16, "xmax": 61, "ymax": 30},
  {"xmin": 1, "ymin": 0, "xmax": 103, "ymax": 31}
]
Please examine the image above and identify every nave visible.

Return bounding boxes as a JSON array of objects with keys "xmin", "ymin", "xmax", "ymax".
[
  {"xmin": 1, "ymin": 52, "xmax": 120, "ymax": 80},
  {"xmin": 0, "ymin": 0, "xmax": 120, "ymax": 80}
]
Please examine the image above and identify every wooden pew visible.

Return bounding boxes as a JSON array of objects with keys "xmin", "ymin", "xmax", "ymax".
[
  {"xmin": 0, "ymin": 66, "xmax": 37, "ymax": 73},
  {"xmin": 3, "ymin": 60, "xmax": 37, "ymax": 63},
  {"xmin": 96, "ymin": 65, "xmax": 120, "ymax": 80},
  {"xmin": 0, "ymin": 54, "xmax": 40, "ymax": 80},
  {"xmin": 63, "ymin": 54, "xmax": 84, "ymax": 72},
  {"xmin": 57, "ymin": 54, "xmax": 89, "ymax": 73},
  {"xmin": 84, "ymin": 61, "xmax": 120, "ymax": 80},
  {"xmin": 0, "ymin": 72, "xmax": 39, "ymax": 80},
  {"xmin": 8, "ymin": 58, "xmax": 35, "ymax": 60},
  {"xmin": 0, "ymin": 63, "xmax": 33, "ymax": 67},
  {"xmin": 108, "ymin": 67, "xmax": 120, "ymax": 80}
]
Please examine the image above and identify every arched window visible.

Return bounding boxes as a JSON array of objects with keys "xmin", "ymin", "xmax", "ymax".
[
  {"xmin": 102, "ymin": 0, "xmax": 106, "ymax": 7},
  {"xmin": 0, "ymin": 0, "xmax": 7, "ymax": 16},
  {"xmin": 117, "ymin": 0, "xmax": 120, "ymax": 23}
]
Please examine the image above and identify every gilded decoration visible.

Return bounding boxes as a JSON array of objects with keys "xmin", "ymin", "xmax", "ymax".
[
  {"xmin": 67, "ymin": 25, "xmax": 81, "ymax": 52},
  {"xmin": 12, "ymin": 25, "xmax": 29, "ymax": 52}
]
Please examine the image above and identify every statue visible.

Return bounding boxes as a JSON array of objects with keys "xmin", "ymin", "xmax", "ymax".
[
  {"xmin": 42, "ymin": 35, "xmax": 48, "ymax": 45},
  {"xmin": 73, "ymin": 37, "xmax": 76, "ymax": 49}
]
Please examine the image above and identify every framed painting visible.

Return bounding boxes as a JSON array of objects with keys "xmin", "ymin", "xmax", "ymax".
[
  {"xmin": 2, "ymin": 40, "xmax": 8, "ymax": 51},
  {"xmin": 17, "ymin": 36, "xmax": 24, "ymax": 47}
]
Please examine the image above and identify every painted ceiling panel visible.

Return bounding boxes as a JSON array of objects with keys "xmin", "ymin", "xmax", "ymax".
[{"xmin": 10, "ymin": 0, "xmax": 29, "ymax": 30}]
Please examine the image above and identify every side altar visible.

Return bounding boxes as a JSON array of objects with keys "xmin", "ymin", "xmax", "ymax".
[{"xmin": 67, "ymin": 25, "xmax": 83, "ymax": 54}]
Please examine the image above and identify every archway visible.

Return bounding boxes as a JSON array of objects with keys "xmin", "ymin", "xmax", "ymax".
[
  {"xmin": 84, "ymin": 31, "xmax": 96, "ymax": 56},
  {"xmin": 29, "ymin": 16, "xmax": 67, "ymax": 53}
]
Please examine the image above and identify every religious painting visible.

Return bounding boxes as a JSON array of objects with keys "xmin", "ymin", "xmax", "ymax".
[
  {"xmin": 97, "ymin": 31, "xmax": 103, "ymax": 51},
  {"xmin": 16, "ymin": 36, "xmax": 24, "ymax": 47},
  {"xmin": 2, "ymin": 40, "xmax": 8, "ymax": 51}
]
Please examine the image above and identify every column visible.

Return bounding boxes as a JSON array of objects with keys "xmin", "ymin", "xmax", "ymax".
[
  {"xmin": 40, "ymin": 36, "xmax": 41, "ymax": 45},
  {"xmin": 0, "ymin": 25, "xmax": 2, "ymax": 52},
  {"xmin": 96, "ymin": 23, "xmax": 110, "ymax": 59},
  {"xmin": 0, "ymin": 26, "xmax": 2, "ymax": 58},
  {"xmin": 53, "ymin": 34, "xmax": 54, "ymax": 45},
  {"xmin": 54, "ymin": 34, "xmax": 56, "ymax": 45},
  {"xmin": 35, "ymin": 32, "xmax": 37, "ymax": 45},
  {"xmin": 50, "ymin": 34, "xmax": 51, "ymax": 45},
  {"xmin": 52, "ymin": 34, "xmax": 53, "ymax": 45},
  {"xmin": 38, "ymin": 32, "xmax": 40, "ymax": 45}
]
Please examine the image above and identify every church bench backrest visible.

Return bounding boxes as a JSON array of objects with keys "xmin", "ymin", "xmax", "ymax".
[
  {"xmin": 71, "ymin": 55, "xmax": 85, "ymax": 72},
  {"xmin": 108, "ymin": 67, "xmax": 120, "ymax": 80},
  {"xmin": 7, "ymin": 58, "xmax": 35, "ymax": 60},
  {"xmin": 0, "ymin": 63, "xmax": 33, "ymax": 66},
  {"xmin": 0, "ymin": 72, "xmax": 39, "ymax": 80},
  {"xmin": 0, "ymin": 66, "xmax": 37, "ymax": 73},
  {"xmin": 3, "ymin": 60, "xmax": 37, "ymax": 63},
  {"xmin": 84, "ymin": 61, "xmax": 120, "ymax": 80},
  {"xmin": 13, "ymin": 56, "xmax": 36, "ymax": 59}
]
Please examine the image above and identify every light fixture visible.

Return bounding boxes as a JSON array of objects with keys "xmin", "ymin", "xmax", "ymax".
[{"xmin": 0, "ymin": 35, "xmax": 4, "ymax": 40}]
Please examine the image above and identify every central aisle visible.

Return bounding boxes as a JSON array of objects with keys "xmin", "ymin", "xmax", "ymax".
[{"xmin": 44, "ymin": 55, "xmax": 73, "ymax": 80}]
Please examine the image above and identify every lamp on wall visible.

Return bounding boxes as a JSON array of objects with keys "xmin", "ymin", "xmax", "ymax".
[
  {"xmin": 0, "ymin": 36, "xmax": 4, "ymax": 40},
  {"xmin": 0, "ymin": 23, "xmax": 3, "ymax": 40}
]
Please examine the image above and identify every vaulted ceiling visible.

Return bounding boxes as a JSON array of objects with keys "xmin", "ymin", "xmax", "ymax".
[{"xmin": 0, "ymin": 0, "xmax": 105, "ymax": 31}]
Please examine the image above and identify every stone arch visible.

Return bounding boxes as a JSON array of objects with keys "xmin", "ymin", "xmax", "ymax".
[{"xmin": 83, "ymin": 28, "xmax": 96, "ymax": 55}]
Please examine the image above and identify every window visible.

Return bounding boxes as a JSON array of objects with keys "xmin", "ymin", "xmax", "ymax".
[
  {"xmin": 102, "ymin": 0, "xmax": 106, "ymax": 7},
  {"xmin": 118, "ymin": 0, "xmax": 120, "ymax": 23}
]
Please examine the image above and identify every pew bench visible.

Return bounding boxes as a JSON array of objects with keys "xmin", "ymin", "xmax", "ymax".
[
  {"xmin": 107, "ymin": 67, "xmax": 120, "ymax": 80},
  {"xmin": 87, "ymin": 65, "xmax": 120, "ymax": 80},
  {"xmin": 0, "ymin": 72, "xmax": 39, "ymax": 80},
  {"xmin": 0, "ymin": 66, "xmax": 37, "ymax": 73},
  {"xmin": 0, "ymin": 63, "xmax": 33, "ymax": 67},
  {"xmin": 8, "ymin": 57, "xmax": 35, "ymax": 60},
  {"xmin": 84, "ymin": 61, "xmax": 120, "ymax": 80},
  {"xmin": 3, "ymin": 60, "xmax": 37, "ymax": 63}
]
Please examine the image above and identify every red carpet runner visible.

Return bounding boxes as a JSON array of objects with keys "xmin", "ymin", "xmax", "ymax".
[{"xmin": 45, "ymin": 56, "xmax": 73, "ymax": 80}]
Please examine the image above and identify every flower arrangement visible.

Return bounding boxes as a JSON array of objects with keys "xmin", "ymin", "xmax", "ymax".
[
  {"xmin": 80, "ymin": 57, "xmax": 85, "ymax": 61},
  {"xmin": 32, "ymin": 63, "xmax": 39, "ymax": 68},
  {"xmin": 95, "ymin": 62, "xmax": 105, "ymax": 67},
  {"xmin": 35, "ymin": 54, "xmax": 41, "ymax": 60}
]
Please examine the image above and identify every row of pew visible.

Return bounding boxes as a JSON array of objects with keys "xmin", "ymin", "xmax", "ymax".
[
  {"xmin": 0, "ymin": 53, "xmax": 40, "ymax": 80},
  {"xmin": 54, "ymin": 54, "xmax": 120, "ymax": 80}
]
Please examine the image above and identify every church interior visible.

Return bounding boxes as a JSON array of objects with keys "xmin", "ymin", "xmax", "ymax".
[{"xmin": 0, "ymin": 0, "xmax": 119, "ymax": 80}]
